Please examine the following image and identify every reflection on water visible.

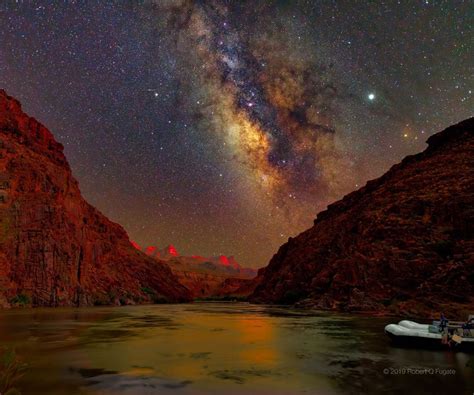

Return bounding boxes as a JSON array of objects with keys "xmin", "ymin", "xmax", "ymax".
[{"xmin": 0, "ymin": 303, "xmax": 472, "ymax": 394}]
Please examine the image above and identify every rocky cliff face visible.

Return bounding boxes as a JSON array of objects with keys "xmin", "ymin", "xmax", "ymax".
[
  {"xmin": 251, "ymin": 118, "xmax": 474, "ymax": 318},
  {"xmin": 0, "ymin": 90, "xmax": 190, "ymax": 307}
]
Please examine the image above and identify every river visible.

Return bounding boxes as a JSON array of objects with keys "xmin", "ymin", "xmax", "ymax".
[{"xmin": 0, "ymin": 303, "xmax": 472, "ymax": 394}]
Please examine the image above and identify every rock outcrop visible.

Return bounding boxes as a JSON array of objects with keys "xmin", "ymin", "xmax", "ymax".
[
  {"xmin": 251, "ymin": 118, "xmax": 474, "ymax": 318},
  {"xmin": 0, "ymin": 90, "xmax": 190, "ymax": 307},
  {"xmin": 214, "ymin": 277, "xmax": 260, "ymax": 299}
]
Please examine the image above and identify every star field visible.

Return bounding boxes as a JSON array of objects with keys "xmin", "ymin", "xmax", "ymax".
[{"xmin": 0, "ymin": 1, "xmax": 472, "ymax": 267}]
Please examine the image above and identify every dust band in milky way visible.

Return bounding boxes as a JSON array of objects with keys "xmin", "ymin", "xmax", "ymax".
[{"xmin": 151, "ymin": 0, "xmax": 353, "ymax": 207}]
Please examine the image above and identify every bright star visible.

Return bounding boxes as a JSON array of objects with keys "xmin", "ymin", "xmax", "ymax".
[{"xmin": 368, "ymin": 93, "xmax": 375, "ymax": 101}]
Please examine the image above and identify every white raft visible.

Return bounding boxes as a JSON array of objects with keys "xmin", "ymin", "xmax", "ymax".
[{"xmin": 385, "ymin": 320, "xmax": 474, "ymax": 351}]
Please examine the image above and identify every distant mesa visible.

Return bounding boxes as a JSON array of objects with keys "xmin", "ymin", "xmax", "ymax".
[
  {"xmin": 133, "ymin": 243, "xmax": 258, "ymax": 298},
  {"xmin": 0, "ymin": 90, "xmax": 191, "ymax": 307},
  {"xmin": 160, "ymin": 244, "xmax": 179, "ymax": 259},
  {"xmin": 135, "ymin": 242, "xmax": 256, "ymax": 275},
  {"xmin": 218, "ymin": 255, "xmax": 230, "ymax": 265},
  {"xmin": 250, "ymin": 118, "xmax": 474, "ymax": 319},
  {"xmin": 132, "ymin": 243, "xmax": 180, "ymax": 259}
]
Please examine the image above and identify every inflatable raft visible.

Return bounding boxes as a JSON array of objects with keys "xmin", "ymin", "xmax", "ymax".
[{"xmin": 385, "ymin": 320, "xmax": 474, "ymax": 351}]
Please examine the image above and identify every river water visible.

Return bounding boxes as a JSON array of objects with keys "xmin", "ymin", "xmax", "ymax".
[{"xmin": 0, "ymin": 303, "xmax": 472, "ymax": 394}]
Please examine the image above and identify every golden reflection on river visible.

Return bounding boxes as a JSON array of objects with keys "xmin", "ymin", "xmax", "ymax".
[{"xmin": 236, "ymin": 316, "xmax": 277, "ymax": 365}]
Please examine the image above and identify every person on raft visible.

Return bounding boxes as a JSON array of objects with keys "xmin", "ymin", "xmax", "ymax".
[
  {"xmin": 462, "ymin": 317, "xmax": 474, "ymax": 337},
  {"xmin": 439, "ymin": 313, "xmax": 448, "ymax": 332}
]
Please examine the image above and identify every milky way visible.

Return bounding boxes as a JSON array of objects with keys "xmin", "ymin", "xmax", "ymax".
[
  {"xmin": 162, "ymin": 1, "xmax": 351, "ymax": 211},
  {"xmin": 0, "ymin": 1, "xmax": 472, "ymax": 266}
]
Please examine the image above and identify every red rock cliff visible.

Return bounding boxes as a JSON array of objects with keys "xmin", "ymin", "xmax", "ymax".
[
  {"xmin": 251, "ymin": 118, "xmax": 474, "ymax": 318},
  {"xmin": 0, "ymin": 90, "xmax": 191, "ymax": 307}
]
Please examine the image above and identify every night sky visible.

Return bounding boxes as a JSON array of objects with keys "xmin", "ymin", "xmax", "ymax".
[{"xmin": 0, "ymin": 1, "xmax": 472, "ymax": 267}]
